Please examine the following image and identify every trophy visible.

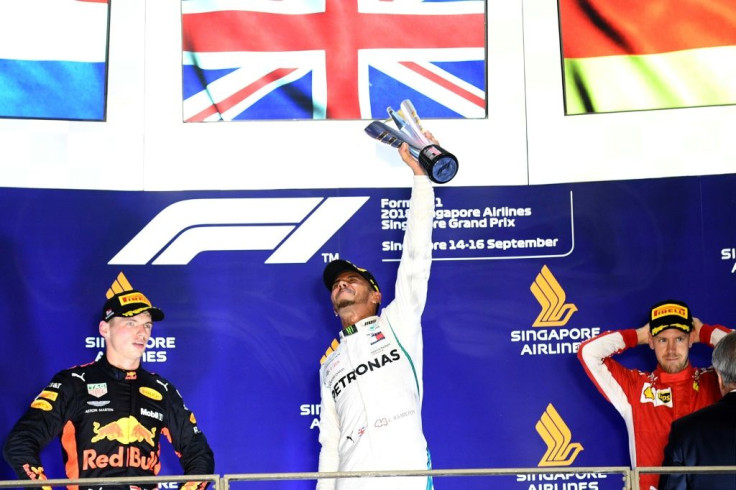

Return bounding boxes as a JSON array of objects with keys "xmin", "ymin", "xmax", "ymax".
[{"xmin": 364, "ymin": 99, "xmax": 458, "ymax": 184}]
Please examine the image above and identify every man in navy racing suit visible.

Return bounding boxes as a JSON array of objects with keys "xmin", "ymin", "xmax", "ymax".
[
  {"xmin": 316, "ymin": 137, "xmax": 436, "ymax": 490},
  {"xmin": 3, "ymin": 277, "xmax": 214, "ymax": 490}
]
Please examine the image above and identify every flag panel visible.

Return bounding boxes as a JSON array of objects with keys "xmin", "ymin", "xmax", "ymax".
[
  {"xmin": 558, "ymin": 0, "xmax": 736, "ymax": 114},
  {"xmin": 0, "ymin": 0, "xmax": 109, "ymax": 121},
  {"xmin": 181, "ymin": 0, "xmax": 486, "ymax": 121}
]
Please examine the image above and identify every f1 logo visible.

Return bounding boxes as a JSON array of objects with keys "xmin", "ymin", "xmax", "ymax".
[{"xmin": 109, "ymin": 197, "xmax": 369, "ymax": 265}]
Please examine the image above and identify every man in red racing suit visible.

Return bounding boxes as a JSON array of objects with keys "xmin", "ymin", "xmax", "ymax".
[
  {"xmin": 3, "ymin": 283, "xmax": 214, "ymax": 490},
  {"xmin": 578, "ymin": 300, "xmax": 730, "ymax": 490}
]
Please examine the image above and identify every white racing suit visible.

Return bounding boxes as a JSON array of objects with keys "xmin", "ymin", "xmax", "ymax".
[{"xmin": 317, "ymin": 175, "xmax": 434, "ymax": 490}]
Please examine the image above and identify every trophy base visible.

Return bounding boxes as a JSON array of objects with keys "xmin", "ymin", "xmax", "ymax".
[{"xmin": 419, "ymin": 144, "xmax": 459, "ymax": 184}]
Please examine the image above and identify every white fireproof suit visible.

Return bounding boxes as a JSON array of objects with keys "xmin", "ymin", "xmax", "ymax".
[{"xmin": 317, "ymin": 175, "xmax": 434, "ymax": 490}]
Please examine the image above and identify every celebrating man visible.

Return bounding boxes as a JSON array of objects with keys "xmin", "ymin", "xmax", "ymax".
[{"xmin": 317, "ymin": 138, "xmax": 436, "ymax": 489}]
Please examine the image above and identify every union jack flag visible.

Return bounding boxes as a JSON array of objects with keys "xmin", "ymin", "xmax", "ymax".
[{"xmin": 181, "ymin": 0, "xmax": 486, "ymax": 121}]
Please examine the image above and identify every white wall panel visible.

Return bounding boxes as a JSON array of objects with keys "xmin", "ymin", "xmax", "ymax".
[
  {"xmin": 0, "ymin": 0, "xmax": 732, "ymax": 191},
  {"xmin": 0, "ymin": 0, "xmax": 147, "ymax": 190}
]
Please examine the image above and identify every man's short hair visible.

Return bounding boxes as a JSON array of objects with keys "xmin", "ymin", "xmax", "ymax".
[{"xmin": 712, "ymin": 331, "xmax": 736, "ymax": 386}]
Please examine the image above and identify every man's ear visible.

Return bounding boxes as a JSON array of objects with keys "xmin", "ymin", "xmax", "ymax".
[
  {"xmin": 372, "ymin": 291, "xmax": 382, "ymax": 305},
  {"xmin": 689, "ymin": 329, "xmax": 697, "ymax": 347},
  {"xmin": 99, "ymin": 320, "xmax": 110, "ymax": 338},
  {"xmin": 717, "ymin": 371, "xmax": 727, "ymax": 395}
]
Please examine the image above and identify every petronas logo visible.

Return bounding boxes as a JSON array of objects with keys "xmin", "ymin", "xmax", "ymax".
[
  {"xmin": 536, "ymin": 403, "xmax": 583, "ymax": 466},
  {"xmin": 531, "ymin": 265, "xmax": 578, "ymax": 327}
]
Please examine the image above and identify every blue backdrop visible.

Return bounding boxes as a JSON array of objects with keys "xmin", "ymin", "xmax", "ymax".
[{"xmin": 1, "ymin": 174, "xmax": 735, "ymax": 489}]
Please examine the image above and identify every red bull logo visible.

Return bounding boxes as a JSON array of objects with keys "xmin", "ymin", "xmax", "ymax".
[
  {"xmin": 21, "ymin": 463, "xmax": 46, "ymax": 480},
  {"xmin": 86, "ymin": 416, "xmax": 159, "ymax": 471},
  {"xmin": 21, "ymin": 464, "xmax": 50, "ymax": 490},
  {"xmin": 82, "ymin": 446, "xmax": 159, "ymax": 471},
  {"xmin": 91, "ymin": 416, "xmax": 157, "ymax": 445}
]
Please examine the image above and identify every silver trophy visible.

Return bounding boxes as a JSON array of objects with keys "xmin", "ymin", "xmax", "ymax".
[{"xmin": 364, "ymin": 100, "xmax": 458, "ymax": 184}]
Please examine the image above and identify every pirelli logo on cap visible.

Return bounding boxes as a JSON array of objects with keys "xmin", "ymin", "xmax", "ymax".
[
  {"xmin": 652, "ymin": 303, "xmax": 688, "ymax": 321},
  {"xmin": 119, "ymin": 292, "xmax": 152, "ymax": 307}
]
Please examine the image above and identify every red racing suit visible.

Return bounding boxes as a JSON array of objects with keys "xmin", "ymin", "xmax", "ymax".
[
  {"xmin": 577, "ymin": 324, "xmax": 730, "ymax": 490},
  {"xmin": 3, "ymin": 356, "xmax": 214, "ymax": 490}
]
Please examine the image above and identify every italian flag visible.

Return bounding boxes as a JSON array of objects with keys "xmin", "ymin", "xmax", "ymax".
[{"xmin": 559, "ymin": 0, "xmax": 736, "ymax": 114}]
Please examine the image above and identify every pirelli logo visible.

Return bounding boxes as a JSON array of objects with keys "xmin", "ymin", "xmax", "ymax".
[
  {"xmin": 530, "ymin": 265, "xmax": 578, "ymax": 327},
  {"xmin": 536, "ymin": 403, "xmax": 583, "ymax": 466},
  {"xmin": 320, "ymin": 338, "xmax": 340, "ymax": 365},
  {"xmin": 652, "ymin": 303, "xmax": 688, "ymax": 320},
  {"xmin": 107, "ymin": 271, "xmax": 134, "ymax": 299}
]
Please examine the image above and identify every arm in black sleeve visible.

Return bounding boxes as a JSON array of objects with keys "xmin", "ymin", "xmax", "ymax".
[
  {"xmin": 161, "ymin": 380, "xmax": 214, "ymax": 477},
  {"xmin": 658, "ymin": 421, "xmax": 688, "ymax": 490},
  {"xmin": 3, "ymin": 372, "xmax": 70, "ymax": 484}
]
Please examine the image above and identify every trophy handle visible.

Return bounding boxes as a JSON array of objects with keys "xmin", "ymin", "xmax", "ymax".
[{"xmin": 419, "ymin": 144, "xmax": 459, "ymax": 184}]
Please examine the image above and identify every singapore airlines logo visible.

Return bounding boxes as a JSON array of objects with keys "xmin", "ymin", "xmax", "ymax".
[
  {"xmin": 536, "ymin": 403, "xmax": 583, "ymax": 467},
  {"xmin": 109, "ymin": 197, "xmax": 369, "ymax": 265},
  {"xmin": 530, "ymin": 265, "xmax": 578, "ymax": 327}
]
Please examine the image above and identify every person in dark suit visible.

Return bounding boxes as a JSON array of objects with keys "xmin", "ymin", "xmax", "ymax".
[{"xmin": 659, "ymin": 330, "xmax": 736, "ymax": 490}]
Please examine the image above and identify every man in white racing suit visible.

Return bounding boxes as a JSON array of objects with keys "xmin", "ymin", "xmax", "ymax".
[{"xmin": 317, "ymin": 140, "xmax": 435, "ymax": 490}]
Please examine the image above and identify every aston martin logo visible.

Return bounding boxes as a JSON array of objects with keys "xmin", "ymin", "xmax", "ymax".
[
  {"xmin": 531, "ymin": 265, "xmax": 578, "ymax": 327},
  {"xmin": 536, "ymin": 403, "xmax": 583, "ymax": 466}
]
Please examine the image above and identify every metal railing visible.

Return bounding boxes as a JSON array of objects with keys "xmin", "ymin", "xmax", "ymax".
[
  {"xmin": 634, "ymin": 465, "xmax": 736, "ymax": 489},
  {"xmin": 2, "ymin": 466, "xmax": 736, "ymax": 490},
  {"xmin": 224, "ymin": 466, "xmax": 630, "ymax": 487},
  {"xmin": 0, "ymin": 475, "xmax": 219, "ymax": 490}
]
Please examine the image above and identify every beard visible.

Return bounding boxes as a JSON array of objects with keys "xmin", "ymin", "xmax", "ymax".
[
  {"xmin": 334, "ymin": 298, "xmax": 355, "ymax": 310},
  {"xmin": 660, "ymin": 357, "xmax": 688, "ymax": 374}
]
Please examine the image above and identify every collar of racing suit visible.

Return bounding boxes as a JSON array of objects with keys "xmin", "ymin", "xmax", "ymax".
[
  {"xmin": 653, "ymin": 362, "xmax": 697, "ymax": 383},
  {"xmin": 340, "ymin": 316, "xmax": 379, "ymax": 338},
  {"xmin": 97, "ymin": 355, "xmax": 142, "ymax": 381}
]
